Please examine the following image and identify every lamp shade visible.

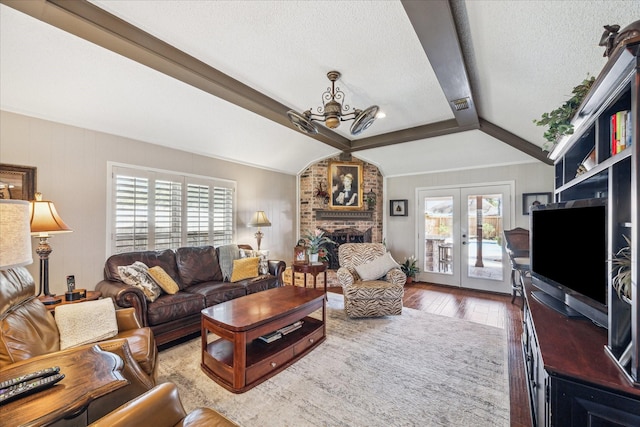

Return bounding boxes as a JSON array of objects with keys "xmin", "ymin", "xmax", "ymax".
[
  {"xmin": 248, "ymin": 211, "xmax": 271, "ymax": 228},
  {"xmin": 29, "ymin": 193, "xmax": 72, "ymax": 236},
  {"xmin": 0, "ymin": 199, "xmax": 33, "ymax": 269}
]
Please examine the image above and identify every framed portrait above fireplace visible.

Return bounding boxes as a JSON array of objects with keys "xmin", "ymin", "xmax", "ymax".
[
  {"xmin": 0, "ymin": 164, "xmax": 37, "ymax": 201},
  {"xmin": 328, "ymin": 161, "xmax": 363, "ymax": 210}
]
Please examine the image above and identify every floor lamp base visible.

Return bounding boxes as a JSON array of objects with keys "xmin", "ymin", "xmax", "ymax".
[{"xmin": 39, "ymin": 294, "xmax": 62, "ymax": 305}]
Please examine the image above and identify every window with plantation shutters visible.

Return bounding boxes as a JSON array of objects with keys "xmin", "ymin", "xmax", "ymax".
[
  {"xmin": 110, "ymin": 165, "xmax": 235, "ymax": 254},
  {"xmin": 114, "ymin": 174, "xmax": 150, "ymax": 253}
]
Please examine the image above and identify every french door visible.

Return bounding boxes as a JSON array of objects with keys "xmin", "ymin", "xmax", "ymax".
[{"xmin": 416, "ymin": 183, "xmax": 513, "ymax": 293}]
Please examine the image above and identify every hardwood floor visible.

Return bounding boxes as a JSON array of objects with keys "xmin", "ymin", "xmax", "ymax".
[{"xmin": 328, "ymin": 282, "xmax": 532, "ymax": 427}]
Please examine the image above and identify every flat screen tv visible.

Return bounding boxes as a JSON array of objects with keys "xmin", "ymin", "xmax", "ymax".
[{"xmin": 530, "ymin": 198, "xmax": 608, "ymax": 328}]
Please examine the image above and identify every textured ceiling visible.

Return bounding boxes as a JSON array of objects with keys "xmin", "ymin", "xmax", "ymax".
[{"xmin": 1, "ymin": 0, "xmax": 639, "ymax": 176}]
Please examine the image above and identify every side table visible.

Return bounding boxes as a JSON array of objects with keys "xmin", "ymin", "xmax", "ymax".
[
  {"xmin": 40, "ymin": 290, "xmax": 101, "ymax": 312},
  {"xmin": 0, "ymin": 344, "xmax": 128, "ymax": 426},
  {"xmin": 292, "ymin": 263, "xmax": 327, "ymax": 298}
]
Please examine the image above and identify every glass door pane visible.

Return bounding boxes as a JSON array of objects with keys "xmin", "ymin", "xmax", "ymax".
[{"xmin": 424, "ymin": 196, "xmax": 453, "ymax": 275}]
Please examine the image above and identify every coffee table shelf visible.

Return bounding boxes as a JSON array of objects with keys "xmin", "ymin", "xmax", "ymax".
[{"xmin": 201, "ymin": 287, "xmax": 326, "ymax": 393}]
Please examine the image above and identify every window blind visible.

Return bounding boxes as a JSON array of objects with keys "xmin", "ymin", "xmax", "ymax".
[{"xmin": 111, "ymin": 165, "xmax": 235, "ymax": 254}]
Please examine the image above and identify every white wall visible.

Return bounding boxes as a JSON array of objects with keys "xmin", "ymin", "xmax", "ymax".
[
  {"xmin": 0, "ymin": 110, "xmax": 296, "ymax": 295},
  {"xmin": 384, "ymin": 162, "xmax": 554, "ymax": 261}
]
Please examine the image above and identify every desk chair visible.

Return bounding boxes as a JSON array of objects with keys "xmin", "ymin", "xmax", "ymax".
[{"xmin": 503, "ymin": 228, "xmax": 530, "ymax": 304}]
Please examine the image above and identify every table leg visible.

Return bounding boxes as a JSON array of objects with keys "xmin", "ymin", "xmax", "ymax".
[
  {"xmin": 323, "ymin": 270, "xmax": 327, "ymax": 300},
  {"xmin": 233, "ymin": 331, "xmax": 247, "ymax": 389}
]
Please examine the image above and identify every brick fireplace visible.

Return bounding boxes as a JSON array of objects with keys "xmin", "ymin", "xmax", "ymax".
[{"xmin": 299, "ymin": 155, "xmax": 383, "ymax": 270}]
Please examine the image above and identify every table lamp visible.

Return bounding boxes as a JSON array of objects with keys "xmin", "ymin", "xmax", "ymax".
[
  {"xmin": 30, "ymin": 193, "xmax": 72, "ymax": 305},
  {"xmin": 0, "ymin": 199, "xmax": 33, "ymax": 270},
  {"xmin": 248, "ymin": 210, "xmax": 271, "ymax": 250}
]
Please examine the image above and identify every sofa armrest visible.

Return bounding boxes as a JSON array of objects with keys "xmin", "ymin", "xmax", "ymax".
[
  {"xmin": 268, "ymin": 260, "xmax": 286, "ymax": 286},
  {"xmin": 89, "ymin": 382, "xmax": 239, "ymax": 427},
  {"xmin": 115, "ymin": 307, "xmax": 143, "ymax": 331},
  {"xmin": 385, "ymin": 268, "xmax": 407, "ymax": 286},
  {"xmin": 89, "ymin": 382, "xmax": 186, "ymax": 427},
  {"xmin": 336, "ymin": 267, "xmax": 355, "ymax": 287},
  {"xmin": 96, "ymin": 339, "xmax": 155, "ymax": 389},
  {"xmin": 96, "ymin": 280, "xmax": 149, "ymax": 327}
]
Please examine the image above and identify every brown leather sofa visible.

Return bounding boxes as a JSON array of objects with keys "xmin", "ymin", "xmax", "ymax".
[
  {"xmin": 89, "ymin": 382, "xmax": 239, "ymax": 427},
  {"xmin": 0, "ymin": 267, "xmax": 157, "ymax": 422},
  {"xmin": 96, "ymin": 245, "xmax": 286, "ymax": 346}
]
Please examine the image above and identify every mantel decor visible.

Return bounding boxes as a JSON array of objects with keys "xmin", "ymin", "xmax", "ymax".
[
  {"xmin": 522, "ymin": 192, "xmax": 552, "ymax": 215},
  {"xmin": 0, "ymin": 164, "xmax": 37, "ymax": 201},
  {"xmin": 328, "ymin": 161, "xmax": 363, "ymax": 210},
  {"xmin": 390, "ymin": 200, "xmax": 408, "ymax": 217}
]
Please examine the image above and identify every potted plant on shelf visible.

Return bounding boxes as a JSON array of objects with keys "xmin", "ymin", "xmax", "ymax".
[
  {"xmin": 401, "ymin": 255, "xmax": 420, "ymax": 284},
  {"xmin": 302, "ymin": 229, "xmax": 335, "ymax": 263},
  {"xmin": 612, "ymin": 236, "xmax": 632, "ymax": 304}
]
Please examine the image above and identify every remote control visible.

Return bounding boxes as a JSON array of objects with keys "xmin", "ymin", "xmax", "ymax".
[
  {"xmin": 0, "ymin": 366, "xmax": 60, "ymax": 389},
  {"xmin": 0, "ymin": 373, "xmax": 65, "ymax": 405}
]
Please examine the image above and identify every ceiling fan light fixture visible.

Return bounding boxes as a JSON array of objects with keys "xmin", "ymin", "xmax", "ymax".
[
  {"xmin": 286, "ymin": 110, "xmax": 318, "ymax": 134},
  {"xmin": 351, "ymin": 105, "xmax": 379, "ymax": 135},
  {"xmin": 286, "ymin": 70, "xmax": 379, "ymax": 136}
]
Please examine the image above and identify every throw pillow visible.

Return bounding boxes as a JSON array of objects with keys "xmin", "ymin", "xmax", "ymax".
[
  {"xmin": 56, "ymin": 298, "xmax": 118, "ymax": 350},
  {"xmin": 240, "ymin": 249, "xmax": 269, "ymax": 275},
  {"xmin": 148, "ymin": 266, "xmax": 180, "ymax": 294},
  {"xmin": 230, "ymin": 257, "xmax": 260, "ymax": 282},
  {"xmin": 354, "ymin": 252, "xmax": 401, "ymax": 281},
  {"xmin": 117, "ymin": 261, "xmax": 162, "ymax": 302}
]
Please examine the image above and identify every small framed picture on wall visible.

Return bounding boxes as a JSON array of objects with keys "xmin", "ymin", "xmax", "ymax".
[
  {"xmin": 390, "ymin": 199, "xmax": 408, "ymax": 216},
  {"xmin": 522, "ymin": 192, "xmax": 552, "ymax": 215}
]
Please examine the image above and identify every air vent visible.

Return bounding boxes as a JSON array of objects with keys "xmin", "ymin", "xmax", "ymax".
[{"xmin": 451, "ymin": 97, "xmax": 470, "ymax": 111}]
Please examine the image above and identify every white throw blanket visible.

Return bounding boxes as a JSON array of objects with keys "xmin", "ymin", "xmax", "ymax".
[
  {"xmin": 55, "ymin": 298, "xmax": 118, "ymax": 349},
  {"xmin": 218, "ymin": 244, "xmax": 239, "ymax": 281}
]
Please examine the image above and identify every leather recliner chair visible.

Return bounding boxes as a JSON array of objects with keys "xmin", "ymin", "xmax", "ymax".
[
  {"xmin": 0, "ymin": 267, "xmax": 158, "ymax": 420},
  {"xmin": 89, "ymin": 382, "xmax": 239, "ymax": 427}
]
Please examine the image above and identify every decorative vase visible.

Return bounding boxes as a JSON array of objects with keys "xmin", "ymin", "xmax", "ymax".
[
  {"xmin": 406, "ymin": 276, "xmax": 413, "ymax": 284},
  {"xmin": 309, "ymin": 253, "xmax": 319, "ymax": 263}
]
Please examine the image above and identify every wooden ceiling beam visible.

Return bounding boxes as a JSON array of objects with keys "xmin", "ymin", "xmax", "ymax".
[
  {"xmin": 479, "ymin": 118, "xmax": 553, "ymax": 165},
  {"xmin": 349, "ymin": 119, "xmax": 477, "ymax": 152},
  {"xmin": 0, "ymin": 0, "xmax": 353, "ymax": 151},
  {"xmin": 401, "ymin": 0, "xmax": 479, "ymax": 128}
]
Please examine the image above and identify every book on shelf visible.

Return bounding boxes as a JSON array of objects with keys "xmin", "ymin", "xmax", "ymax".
[
  {"xmin": 258, "ymin": 330, "xmax": 282, "ymax": 343},
  {"xmin": 610, "ymin": 110, "xmax": 631, "ymax": 155},
  {"xmin": 257, "ymin": 320, "xmax": 304, "ymax": 343},
  {"xmin": 279, "ymin": 320, "xmax": 303, "ymax": 335}
]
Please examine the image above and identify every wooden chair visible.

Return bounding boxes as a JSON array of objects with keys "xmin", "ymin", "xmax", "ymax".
[{"xmin": 503, "ymin": 228, "xmax": 530, "ymax": 304}]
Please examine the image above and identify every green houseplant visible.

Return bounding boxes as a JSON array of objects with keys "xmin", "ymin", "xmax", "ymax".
[
  {"xmin": 612, "ymin": 236, "xmax": 632, "ymax": 303},
  {"xmin": 302, "ymin": 229, "xmax": 335, "ymax": 262},
  {"xmin": 401, "ymin": 255, "xmax": 420, "ymax": 283},
  {"xmin": 533, "ymin": 75, "xmax": 595, "ymax": 150}
]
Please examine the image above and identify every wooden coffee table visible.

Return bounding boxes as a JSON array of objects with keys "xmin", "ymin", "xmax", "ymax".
[{"xmin": 201, "ymin": 286, "xmax": 326, "ymax": 393}]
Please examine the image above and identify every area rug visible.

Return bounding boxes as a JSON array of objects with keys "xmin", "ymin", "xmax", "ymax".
[{"xmin": 157, "ymin": 292, "xmax": 509, "ymax": 426}]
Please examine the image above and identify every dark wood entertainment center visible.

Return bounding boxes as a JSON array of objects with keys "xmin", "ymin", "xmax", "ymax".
[
  {"xmin": 524, "ymin": 283, "xmax": 640, "ymax": 426},
  {"xmin": 523, "ymin": 36, "xmax": 640, "ymax": 425}
]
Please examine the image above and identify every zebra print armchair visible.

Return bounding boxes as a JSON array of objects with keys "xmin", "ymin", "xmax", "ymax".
[{"xmin": 336, "ymin": 243, "xmax": 405, "ymax": 318}]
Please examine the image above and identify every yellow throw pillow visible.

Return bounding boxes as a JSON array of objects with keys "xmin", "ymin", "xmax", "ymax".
[
  {"xmin": 148, "ymin": 266, "xmax": 180, "ymax": 294},
  {"xmin": 230, "ymin": 257, "xmax": 260, "ymax": 282}
]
